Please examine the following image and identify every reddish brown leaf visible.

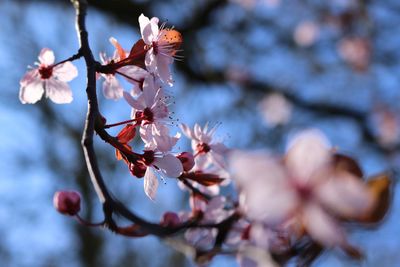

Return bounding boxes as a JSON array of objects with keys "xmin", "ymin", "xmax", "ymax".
[
  {"xmin": 185, "ymin": 171, "xmax": 224, "ymax": 186},
  {"xmin": 356, "ymin": 173, "xmax": 393, "ymax": 224},
  {"xmin": 333, "ymin": 153, "xmax": 363, "ymax": 178}
]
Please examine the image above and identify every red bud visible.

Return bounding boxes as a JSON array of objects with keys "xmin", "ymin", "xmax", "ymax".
[
  {"xmin": 53, "ymin": 190, "xmax": 81, "ymax": 216},
  {"xmin": 160, "ymin": 212, "xmax": 180, "ymax": 227}
]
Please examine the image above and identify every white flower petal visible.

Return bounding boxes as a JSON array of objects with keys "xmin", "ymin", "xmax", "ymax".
[
  {"xmin": 211, "ymin": 142, "xmax": 228, "ymax": 154},
  {"xmin": 316, "ymin": 173, "xmax": 373, "ymax": 218},
  {"xmin": 45, "ymin": 79, "xmax": 73, "ymax": 104},
  {"xmin": 209, "ymin": 152, "xmax": 226, "ymax": 169},
  {"xmin": 19, "ymin": 71, "xmax": 44, "ymax": 104},
  {"xmin": 154, "ymin": 154, "xmax": 183, "ymax": 178},
  {"xmin": 180, "ymin": 123, "xmax": 194, "ymax": 139},
  {"xmin": 53, "ymin": 61, "xmax": 78, "ymax": 82},
  {"xmin": 156, "ymin": 55, "xmax": 173, "ymax": 86},
  {"xmin": 244, "ymin": 181, "xmax": 298, "ymax": 224},
  {"xmin": 123, "ymin": 91, "xmax": 145, "ymax": 110},
  {"xmin": 139, "ymin": 14, "xmax": 151, "ymax": 44},
  {"xmin": 144, "ymin": 167, "xmax": 159, "ymax": 201},
  {"xmin": 285, "ymin": 129, "xmax": 331, "ymax": 184},
  {"xmin": 194, "ymin": 154, "xmax": 209, "ymax": 170},
  {"xmin": 103, "ymin": 76, "xmax": 123, "ymax": 100},
  {"xmin": 140, "ymin": 16, "xmax": 159, "ymax": 44},
  {"xmin": 145, "ymin": 49, "xmax": 157, "ymax": 73},
  {"xmin": 194, "ymin": 123, "xmax": 203, "ymax": 141},
  {"xmin": 119, "ymin": 65, "xmax": 148, "ymax": 85},
  {"xmin": 303, "ymin": 203, "xmax": 346, "ymax": 247},
  {"xmin": 38, "ymin": 48, "xmax": 55, "ymax": 65},
  {"xmin": 143, "ymin": 75, "xmax": 157, "ymax": 107}
]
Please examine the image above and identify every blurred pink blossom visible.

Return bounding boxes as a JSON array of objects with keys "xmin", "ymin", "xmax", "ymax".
[
  {"xmin": 230, "ymin": 129, "xmax": 374, "ymax": 247},
  {"xmin": 258, "ymin": 93, "xmax": 292, "ymax": 127}
]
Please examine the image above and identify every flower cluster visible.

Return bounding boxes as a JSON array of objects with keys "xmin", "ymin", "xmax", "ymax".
[{"xmin": 21, "ymin": 9, "xmax": 392, "ymax": 267}]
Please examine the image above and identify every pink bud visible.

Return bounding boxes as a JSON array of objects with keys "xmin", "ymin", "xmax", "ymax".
[
  {"xmin": 177, "ymin": 152, "xmax": 195, "ymax": 172},
  {"xmin": 53, "ymin": 190, "xmax": 81, "ymax": 216},
  {"xmin": 160, "ymin": 212, "xmax": 180, "ymax": 227}
]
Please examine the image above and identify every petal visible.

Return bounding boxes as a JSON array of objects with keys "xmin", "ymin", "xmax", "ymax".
[
  {"xmin": 285, "ymin": 129, "xmax": 331, "ymax": 184},
  {"xmin": 139, "ymin": 125, "xmax": 157, "ymax": 151},
  {"xmin": 156, "ymin": 55, "xmax": 173, "ymax": 86},
  {"xmin": 53, "ymin": 61, "xmax": 78, "ymax": 82},
  {"xmin": 229, "ymin": 150, "xmax": 283, "ymax": 185},
  {"xmin": 316, "ymin": 173, "xmax": 374, "ymax": 218},
  {"xmin": 140, "ymin": 15, "xmax": 159, "ymax": 44},
  {"xmin": 302, "ymin": 203, "xmax": 346, "ymax": 247},
  {"xmin": 194, "ymin": 154, "xmax": 209, "ymax": 170},
  {"xmin": 154, "ymin": 154, "xmax": 183, "ymax": 178},
  {"xmin": 209, "ymin": 152, "xmax": 226, "ymax": 169},
  {"xmin": 145, "ymin": 49, "xmax": 157, "ymax": 73},
  {"xmin": 211, "ymin": 142, "xmax": 228, "ymax": 154},
  {"xmin": 244, "ymin": 180, "xmax": 298, "ymax": 224},
  {"xmin": 144, "ymin": 167, "xmax": 159, "ymax": 201},
  {"xmin": 103, "ymin": 76, "xmax": 123, "ymax": 100},
  {"xmin": 123, "ymin": 91, "xmax": 145, "ymax": 110},
  {"xmin": 118, "ymin": 65, "xmax": 148, "ymax": 85},
  {"xmin": 194, "ymin": 123, "xmax": 203, "ymax": 141},
  {"xmin": 143, "ymin": 75, "xmax": 157, "ymax": 107},
  {"xmin": 38, "ymin": 48, "xmax": 55, "ymax": 65},
  {"xmin": 45, "ymin": 79, "xmax": 73, "ymax": 104},
  {"xmin": 19, "ymin": 70, "xmax": 44, "ymax": 104},
  {"xmin": 139, "ymin": 14, "xmax": 151, "ymax": 43},
  {"xmin": 180, "ymin": 123, "xmax": 194, "ymax": 139}
]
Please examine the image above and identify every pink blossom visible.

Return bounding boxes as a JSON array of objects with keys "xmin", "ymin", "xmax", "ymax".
[
  {"xmin": 141, "ymin": 150, "xmax": 183, "ymax": 201},
  {"xmin": 258, "ymin": 93, "xmax": 292, "ymax": 127},
  {"xmin": 180, "ymin": 123, "xmax": 228, "ymax": 170},
  {"xmin": 140, "ymin": 123, "xmax": 180, "ymax": 153},
  {"xmin": 123, "ymin": 75, "xmax": 172, "ymax": 150},
  {"xmin": 19, "ymin": 48, "xmax": 78, "ymax": 104},
  {"xmin": 230, "ymin": 129, "xmax": 374, "ymax": 247},
  {"xmin": 98, "ymin": 38, "xmax": 125, "ymax": 99},
  {"xmin": 139, "ymin": 14, "xmax": 180, "ymax": 86},
  {"xmin": 183, "ymin": 196, "xmax": 233, "ymax": 249}
]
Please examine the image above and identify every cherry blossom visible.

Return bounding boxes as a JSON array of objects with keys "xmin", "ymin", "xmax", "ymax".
[
  {"xmin": 180, "ymin": 123, "xmax": 228, "ymax": 170},
  {"xmin": 182, "ymin": 196, "xmax": 233, "ymax": 249},
  {"xmin": 19, "ymin": 48, "xmax": 78, "ymax": 104},
  {"xmin": 98, "ymin": 38, "xmax": 126, "ymax": 99},
  {"xmin": 140, "ymin": 123, "xmax": 180, "ymax": 153},
  {"xmin": 139, "ymin": 14, "xmax": 182, "ymax": 86},
  {"xmin": 124, "ymin": 74, "xmax": 167, "ymax": 118},
  {"xmin": 230, "ymin": 129, "xmax": 374, "ymax": 247},
  {"xmin": 141, "ymin": 150, "xmax": 183, "ymax": 200}
]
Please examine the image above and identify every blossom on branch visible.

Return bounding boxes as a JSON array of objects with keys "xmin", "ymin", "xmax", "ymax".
[
  {"xmin": 181, "ymin": 123, "xmax": 228, "ymax": 170},
  {"xmin": 141, "ymin": 150, "xmax": 183, "ymax": 200},
  {"xmin": 139, "ymin": 14, "xmax": 182, "ymax": 86},
  {"xmin": 19, "ymin": 48, "xmax": 78, "ymax": 104},
  {"xmin": 230, "ymin": 129, "xmax": 375, "ymax": 248}
]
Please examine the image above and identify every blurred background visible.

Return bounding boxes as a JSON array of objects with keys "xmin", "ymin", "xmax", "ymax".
[{"xmin": 0, "ymin": 0, "xmax": 399, "ymax": 266}]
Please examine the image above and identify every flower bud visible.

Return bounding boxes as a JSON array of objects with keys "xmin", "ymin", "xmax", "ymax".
[
  {"xmin": 177, "ymin": 152, "xmax": 195, "ymax": 172},
  {"xmin": 53, "ymin": 190, "xmax": 81, "ymax": 216},
  {"xmin": 160, "ymin": 212, "xmax": 180, "ymax": 227}
]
